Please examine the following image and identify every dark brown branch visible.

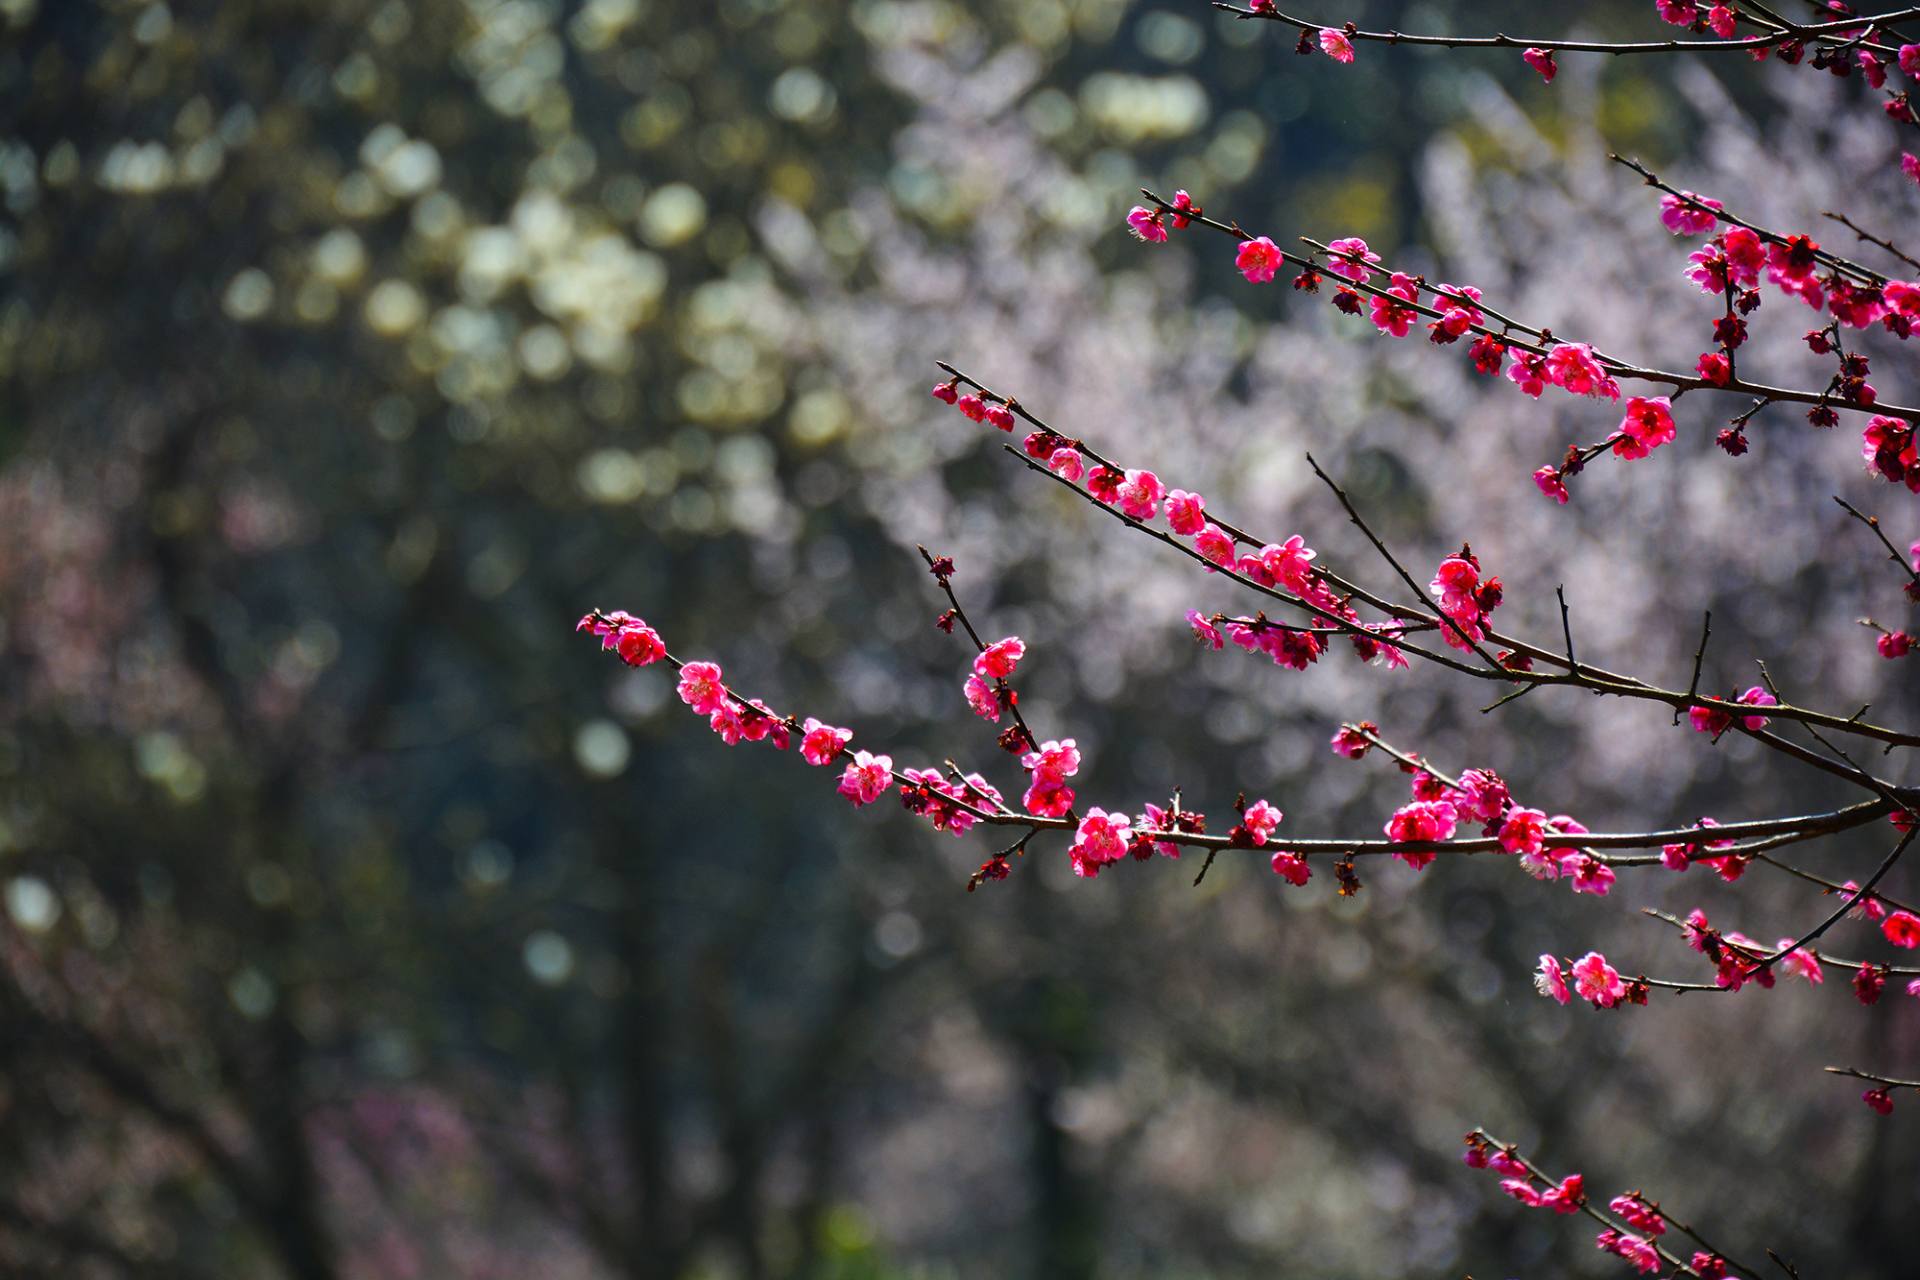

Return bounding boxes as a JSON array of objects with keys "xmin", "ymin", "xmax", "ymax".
[{"xmin": 1217, "ymin": 4, "xmax": 1912, "ymax": 57}]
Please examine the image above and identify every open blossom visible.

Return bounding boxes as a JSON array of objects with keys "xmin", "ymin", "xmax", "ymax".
[
  {"xmin": 1454, "ymin": 768, "xmax": 1509, "ymax": 823},
  {"xmin": 1551, "ymin": 1177, "xmax": 1586, "ymax": 1214},
  {"xmin": 1022, "ymin": 738, "xmax": 1081, "ymax": 782},
  {"xmin": 1430, "ymin": 554, "xmax": 1480, "ymax": 617},
  {"xmin": 799, "ymin": 717, "xmax": 851, "ymax": 766},
  {"xmin": 1844, "ymin": 879, "xmax": 1890, "ymax": 924},
  {"xmin": 1195, "ymin": 522, "xmax": 1236, "ymax": 568},
  {"xmin": 1887, "ymin": 279, "xmax": 1920, "ymax": 323},
  {"xmin": 1885, "ymin": 911, "xmax": 1920, "ymax": 948},
  {"xmin": 1905, "ymin": 152, "xmax": 1920, "ymax": 184},
  {"xmin": 1023, "ymin": 776, "xmax": 1074, "ymax": 818},
  {"xmin": 1509, "ymin": 1173, "xmax": 1585, "ymax": 1215},
  {"xmin": 1500, "ymin": 1179, "xmax": 1544, "ymax": 1207},
  {"xmin": 1533, "ymin": 465, "xmax": 1570, "ymax": 504},
  {"xmin": 1048, "ymin": 447, "xmax": 1085, "ymax": 483},
  {"xmin": 1501, "ymin": 352, "xmax": 1547, "ymax": 399},
  {"xmin": 677, "ymin": 660, "xmax": 727, "ymax": 716},
  {"xmin": 1317, "ymin": 28, "xmax": 1355, "ymax": 62},
  {"xmin": 1325, "ymin": 236, "xmax": 1380, "ymax": 282},
  {"xmin": 1722, "ymin": 226, "xmax": 1765, "ymax": 283},
  {"xmin": 1126, "ymin": 205, "xmax": 1167, "ymax": 243},
  {"xmin": 1116, "ymin": 468, "xmax": 1165, "ymax": 521},
  {"xmin": 1070, "ymin": 808, "xmax": 1132, "ymax": 877},
  {"xmin": 1862, "ymin": 415, "xmax": 1918, "ymax": 488},
  {"xmin": 1497, "ymin": 806, "xmax": 1549, "ymax": 856},
  {"xmin": 1545, "ymin": 342, "xmax": 1620, "ymax": 400},
  {"xmin": 974, "ymin": 636, "xmax": 1026, "ymax": 680},
  {"xmin": 1568, "ymin": 855, "xmax": 1615, "ymax": 897},
  {"xmin": 1609, "ymin": 1196, "xmax": 1665, "ymax": 1237},
  {"xmin": 963, "ymin": 673, "xmax": 1000, "ymax": 720},
  {"xmin": 1186, "ymin": 609, "xmax": 1223, "ymax": 650},
  {"xmin": 1570, "ymin": 951, "xmax": 1627, "ymax": 1007},
  {"xmin": 1706, "ymin": 3, "xmax": 1735, "ymax": 36},
  {"xmin": 1660, "ymin": 190, "xmax": 1722, "ymax": 235},
  {"xmin": 1386, "ymin": 799, "xmax": 1458, "ymax": 869},
  {"xmin": 1269, "ymin": 851, "xmax": 1310, "ymax": 884},
  {"xmin": 1259, "ymin": 535, "xmax": 1317, "ymax": 591},
  {"xmin": 837, "ymin": 751, "xmax": 892, "ymax": 806},
  {"xmin": 1132, "ymin": 803, "xmax": 1176, "ymax": 858},
  {"xmin": 580, "ymin": 611, "xmax": 669, "ymax": 666},
  {"xmin": 1903, "ymin": 43, "xmax": 1920, "ymax": 76},
  {"xmin": 1235, "ymin": 236, "xmax": 1283, "ymax": 283},
  {"xmin": 1165, "ymin": 489, "xmax": 1205, "ymax": 535},
  {"xmin": 1535, "ymin": 954, "xmax": 1571, "ymax": 1004},
  {"xmin": 1429, "ymin": 282, "xmax": 1483, "ymax": 340},
  {"xmin": 1330, "ymin": 723, "xmax": 1375, "ymax": 759},
  {"xmin": 1683, "ymin": 907, "xmax": 1716, "ymax": 953},
  {"xmin": 1655, "ymin": 0, "xmax": 1697, "ymax": 24},
  {"xmin": 708, "ymin": 699, "xmax": 748, "ymax": 744},
  {"xmin": 1242, "ymin": 798, "xmax": 1284, "ymax": 846},
  {"xmin": 1514, "ymin": 815, "xmax": 1586, "ymax": 880},
  {"xmin": 1596, "ymin": 1230, "xmax": 1663, "ymax": 1275},
  {"xmin": 1776, "ymin": 940, "xmax": 1824, "ymax": 985},
  {"xmin": 1612, "ymin": 395, "xmax": 1676, "ymax": 460},
  {"xmin": 1368, "ymin": 273, "xmax": 1420, "ymax": 337}
]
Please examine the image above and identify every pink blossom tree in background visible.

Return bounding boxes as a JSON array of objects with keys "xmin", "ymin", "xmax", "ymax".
[{"xmin": 585, "ymin": 5, "xmax": 1920, "ymax": 1275}]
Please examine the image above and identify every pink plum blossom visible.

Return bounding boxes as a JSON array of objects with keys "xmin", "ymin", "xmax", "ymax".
[
  {"xmin": 1126, "ymin": 205, "xmax": 1167, "ymax": 243},
  {"xmin": 837, "ymin": 751, "xmax": 892, "ymax": 806},
  {"xmin": 799, "ymin": 718, "xmax": 851, "ymax": 766},
  {"xmin": 1535, "ymin": 954, "xmax": 1571, "ymax": 1004},
  {"xmin": 1660, "ymin": 191, "xmax": 1722, "ymax": 235},
  {"xmin": 1117, "ymin": 468, "xmax": 1165, "ymax": 521},
  {"xmin": 1570, "ymin": 951, "xmax": 1627, "ymax": 1007},
  {"xmin": 1165, "ymin": 489, "xmax": 1205, "ymax": 535},
  {"xmin": 974, "ymin": 636, "xmax": 1026, "ymax": 680},
  {"xmin": 1325, "ymin": 236, "xmax": 1380, "ymax": 282},
  {"xmin": 1235, "ymin": 236, "xmax": 1283, "ymax": 283},
  {"xmin": 964, "ymin": 673, "xmax": 1000, "ymax": 720},
  {"xmin": 677, "ymin": 661, "xmax": 727, "ymax": 716},
  {"xmin": 1318, "ymin": 28, "xmax": 1355, "ymax": 62}
]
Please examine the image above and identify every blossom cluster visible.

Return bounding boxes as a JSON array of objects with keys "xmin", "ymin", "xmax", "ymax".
[
  {"xmin": 1465, "ymin": 1133, "xmax": 1743, "ymax": 1277},
  {"xmin": 577, "ymin": 611, "xmax": 1004, "ymax": 850},
  {"xmin": 1682, "ymin": 908, "xmax": 1820, "ymax": 991},
  {"xmin": 931, "ymin": 383, "xmax": 1429, "ymax": 676},
  {"xmin": 1681, "ymin": 903, "xmax": 1920, "ymax": 1016},
  {"xmin": 1128, "ymin": 168, "xmax": 1920, "ymax": 505},
  {"xmin": 1685, "ymin": 687, "xmax": 1777, "ymax": 737},
  {"xmin": 1534, "ymin": 951, "xmax": 1640, "ymax": 1008},
  {"xmin": 1359, "ymin": 752, "xmax": 1608, "ymax": 893}
]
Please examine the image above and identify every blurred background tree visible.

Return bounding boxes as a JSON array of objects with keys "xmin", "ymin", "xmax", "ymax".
[{"xmin": 1, "ymin": 1, "xmax": 1915, "ymax": 1276}]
